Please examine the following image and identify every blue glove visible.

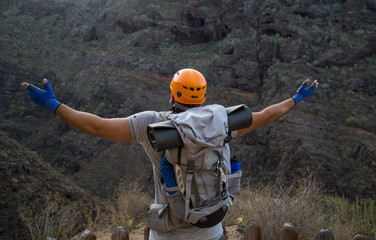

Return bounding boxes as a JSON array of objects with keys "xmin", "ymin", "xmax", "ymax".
[
  {"xmin": 26, "ymin": 80, "xmax": 61, "ymax": 113},
  {"xmin": 160, "ymin": 157, "xmax": 177, "ymax": 195},
  {"xmin": 292, "ymin": 80, "xmax": 317, "ymax": 105}
]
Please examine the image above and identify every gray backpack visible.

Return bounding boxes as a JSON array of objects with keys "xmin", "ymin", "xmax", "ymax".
[{"xmin": 160, "ymin": 104, "xmax": 241, "ymax": 228}]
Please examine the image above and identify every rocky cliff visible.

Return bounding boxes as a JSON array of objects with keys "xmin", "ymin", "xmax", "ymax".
[{"xmin": 0, "ymin": 0, "xmax": 375, "ymax": 215}]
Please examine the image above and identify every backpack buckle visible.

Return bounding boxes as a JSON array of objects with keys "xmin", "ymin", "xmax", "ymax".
[
  {"xmin": 187, "ymin": 161, "xmax": 195, "ymax": 173},
  {"xmin": 221, "ymin": 191, "xmax": 228, "ymax": 199},
  {"xmin": 158, "ymin": 203, "xmax": 170, "ymax": 219},
  {"xmin": 224, "ymin": 132, "xmax": 232, "ymax": 144}
]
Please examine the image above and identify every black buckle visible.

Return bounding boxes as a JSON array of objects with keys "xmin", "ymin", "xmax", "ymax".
[
  {"xmin": 224, "ymin": 133, "xmax": 232, "ymax": 144},
  {"xmin": 188, "ymin": 161, "xmax": 195, "ymax": 173},
  {"xmin": 158, "ymin": 203, "xmax": 170, "ymax": 219}
]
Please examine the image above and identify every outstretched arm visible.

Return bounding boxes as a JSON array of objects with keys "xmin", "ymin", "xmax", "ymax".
[
  {"xmin": 56, "ymin": 104, "xmax": 132, "ymax": 142},
  {"xmin": 22, "ymin": 79, "xmax": 133, "ymax": 142},
  {"xmin": 236, "ymin": 79, "xmax": 318, "ymax": 137}
]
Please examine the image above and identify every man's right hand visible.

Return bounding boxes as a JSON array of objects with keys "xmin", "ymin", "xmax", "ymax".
[{"xmin": 22, "ymin": 79, "xmax": 61, "ymax": 113}]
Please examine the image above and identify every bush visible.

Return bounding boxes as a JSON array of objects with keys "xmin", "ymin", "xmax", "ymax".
[
  {"xmin": 345, "ymin": 116, "xmax": 360, "ymax": 127},
  {"xmin": 226, "ymin": 175, "xmax": 325, "ymax": 239},
  {"xmin": 325, "ymin": 196, "xmax": 376, "ymax": 239},
  {"xmin": 112, "ymin": 182, "xmax": 151, "ymax": 231},
  {"xmin": 224, "ymin": 175, "xmax": 376, "ymax": 239},
  {"xmin": 18, "ymin": 192, "xmax": 77, "ymax": 240},
  {"xmin": 354, "ymin": 29, "xmax": 365, "ymax": 37}
]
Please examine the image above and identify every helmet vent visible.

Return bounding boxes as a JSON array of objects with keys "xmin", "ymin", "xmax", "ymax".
[
  {"xmin": 177, "ymin": 91, "xmax": 182, "ymax": 97},
  {"xmin": 190, "ymin": 87, "xmax": 194, "ymax": 91},
  {"xmin": 183, "ymin": 86, "xmax": 187, "ymax": 89},
  {"xmin": 197, "ymin": 88, "xmax": 201, "ymax": 91},
  {"xmin": 191, "ymin": 96, "xmax": 198, "ymax": 98}
]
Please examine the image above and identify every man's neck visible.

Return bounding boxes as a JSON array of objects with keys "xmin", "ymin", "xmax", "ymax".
[{"xmin": 171, "ymin": 102, "xmax": 201, "ymax": 113}]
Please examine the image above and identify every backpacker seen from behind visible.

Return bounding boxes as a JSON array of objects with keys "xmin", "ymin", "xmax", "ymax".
[{"xmin": 146, "ymin": 104, "xmax": 243, "ymax": 231}]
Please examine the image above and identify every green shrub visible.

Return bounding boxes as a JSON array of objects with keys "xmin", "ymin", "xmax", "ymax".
[
  {"xmin": 354, "ymin": 29, "xmax": 365, "ymax": 37},
  {"xmin": 325, "ymin": 196, "xmax": 376, "ymax": 239},
  {"xmin": 199, "ymin": 6, "xmax": 212, "ymax": 13},
  {"xmin": 332, "ymin": 3, "xmax": 343, "ymax": 13},
  {"xmin": 345, "ymin": 116, "xmax": 360, "ymax": 127}
]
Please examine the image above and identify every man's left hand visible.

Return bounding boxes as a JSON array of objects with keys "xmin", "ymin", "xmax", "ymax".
[{"xmin": 292, "ymin": 79, "xmax": 319, "ymax": 105}]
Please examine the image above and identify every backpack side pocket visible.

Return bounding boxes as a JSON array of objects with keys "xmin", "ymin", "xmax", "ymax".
[
  {"xmin": 165, "ymin": 190, "xmax": 185, "ymax": 219},
  {"xmin": 227, "ymin": 170, "xmax": 242, "ymax": 195},
  {"xmin": 146, "ymin": 204, "xmax": 174, "ymax": 233}
]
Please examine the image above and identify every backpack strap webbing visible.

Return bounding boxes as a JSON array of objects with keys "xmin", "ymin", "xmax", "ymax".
[
  {"xmin": 191, "ymin": 170, "xmax": 200, "ymax": 206},
  {"xmin": 159, "ymin": 111, "xmax": 171, "ymax": 121},
  {"xmin": 185, "ymin": 160, "xmax": 195, "ymax": 219},
  {"xmin": 176, "ymin": 164, "xmax": 185, "ymax": 194},
  {"xmin": 216, "ymin": 157, "xmax": 222, "ymax": 197},
  {"xmin": 216, "ymin": 150, "xmax": 228, "ymax": 197},
  {"xmin": 224, "ymin": 131, "xmax": 232, "ymax": 145},
  {"xmin": 177, "ymin": 147, "xmax": 182, "ymax": 165},
  {"xmin": 159, "ymin": 185, "xmax": 170, "ymax": 218}
]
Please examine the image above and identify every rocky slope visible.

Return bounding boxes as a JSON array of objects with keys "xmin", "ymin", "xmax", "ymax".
[
  {"xmin": 0, "ymin": 131, "xmax": 105, "ymax": 239},
  {"xmin": 0, "ymin": 0, "xmax": 375, "ymax": 210}
]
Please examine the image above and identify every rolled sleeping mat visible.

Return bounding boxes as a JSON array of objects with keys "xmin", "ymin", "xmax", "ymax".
[
  {"xmin": 147, "ymin": 104, "xmax": 253, "ymax": 152},
  {"xmin": 147, "ymin": 121, "xmax": 184, "ymax": 152},
  {"xmin": 226, "ymin": 104, "xmax": 253, "ymax": 131}
]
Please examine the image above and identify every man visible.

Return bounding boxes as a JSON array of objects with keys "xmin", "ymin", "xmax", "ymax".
[{"xmin": 22, "ymin": 68, "xmax": 318, "ymax": 240}]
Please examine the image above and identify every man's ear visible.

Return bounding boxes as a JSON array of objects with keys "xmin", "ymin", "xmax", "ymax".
[{"xmin": 170, "ymin": 93, "xmax": 176, "ymax": 104}]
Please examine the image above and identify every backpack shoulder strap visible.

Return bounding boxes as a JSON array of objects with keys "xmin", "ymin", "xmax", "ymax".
[{"xmin": 159, "ymin": 111, "xmax": 172, "ymax": 121}]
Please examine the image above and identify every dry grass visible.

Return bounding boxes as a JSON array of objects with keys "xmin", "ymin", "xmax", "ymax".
[
  {"xmin": 225, "ymin": 175, "xmax": 326, "ymax": 239},
  {"xmin": 18, "ymin": 192, "xmax": 77, "ymax": 240},
  {"xmin": 18, "ymin": 180, "xmax": 375, "ymax": 240},
  {"xmin": 225, "ymin": 175, "xmax": 376, "ymax": 240},
  {"xmin": 112, "ymin": 182, "xmax": 152, "ymax": 231}
]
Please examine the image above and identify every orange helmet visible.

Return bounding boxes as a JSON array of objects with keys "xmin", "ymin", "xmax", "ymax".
[{"xmin": 170, "ymin": 68, "xmax": 207, "ymax": 105}]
